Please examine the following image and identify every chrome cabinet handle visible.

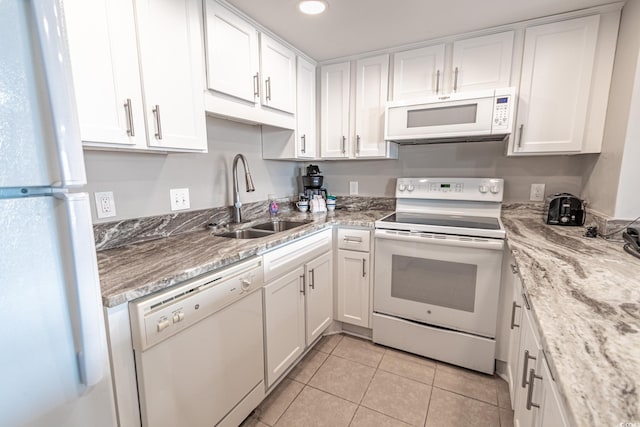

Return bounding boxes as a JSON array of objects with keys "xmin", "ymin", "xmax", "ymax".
[
  {"xmin": 362, "ymin": 258, "xmax": 366, "ymax": 277},
  {"xmin": 253, "ymin": 72, "xmax": 260, "ymax": 98},
  {"xmin": 435, "ymin": 69, "xmax": 441, "ymax": 94},
  {"xmin": 526, "ymin": 368, "xmax": 543, "ymax": 410},
  {"xmin": 265, "ymin": 77, "xmax": 272, "ymax": 101},
  {"xmin": 342, "ymin": 136, "xmax": 346, "ymax": 154},
  {"xmin": 300, "ymin": 274, "xmax": 305, "ymax": 295},
  {"xmin": 356, "ymin": 135, "xmax": 361, "ymax": 155},
  {"xmin": 510, "ymin": 301, "xmax": 521, "ymax": 329},
  {"xmin": 343, "ymin": 236, "xmax": 363, "ymax": 243},
  {"xmin": 152, "ymin": 105, "xmax": 162, "ymax": 140},
  {"xmin": 309, "ymin": 269, "xmax": 315, "ymax": 290},
  {"xmin": 517, "ymin": 124, "xmax": 524, "ymax": 149},
  {"xmin": 521, "ymin": 350, "xmax": 537, "ymax": 388},
  {"xmin": 301, "ymin": 134, "xmax": 306, "ymax": 153},
  {"xmin": 124, "ymin": 98, "xmax": 135, "ymax": 136},
  {"xmin": 454, "ymin": 67, "xmax": 459, "ymax": 92},
  {"xmin": 522, "ymin": 292, "xmax": 531, "ymax": 310},
  {"xmin": 510, "ymin": 263, "xmax": 518, "ymax": 274}
]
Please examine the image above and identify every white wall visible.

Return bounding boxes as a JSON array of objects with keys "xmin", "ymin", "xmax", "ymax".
[
  {"xmin": 318, "ymin": 142, "xmax": 590, "ymax": 202},
  {"xmin": 582, "ymin": 0, "xmax": 640, "ymax": 217},
  {"xmin": 84, "ymin": 117, "xmax": 299, "ymax": 223}
]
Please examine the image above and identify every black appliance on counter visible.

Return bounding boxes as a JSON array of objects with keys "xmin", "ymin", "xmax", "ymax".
[
  {"xmin": 545, "ymin": 193, "xmax": 586, "ymax": 226},
  {"xmin": 301, "ymin": 164, "xmax": 327, "ymax": 200}
]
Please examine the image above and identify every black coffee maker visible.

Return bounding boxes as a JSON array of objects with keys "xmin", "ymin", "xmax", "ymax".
[{"xmin": 301, "ymin": 165, "xmax": 327, "ymax": 200}]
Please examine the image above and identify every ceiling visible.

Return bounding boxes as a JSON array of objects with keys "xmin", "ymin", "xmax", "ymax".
[{"xmin": 226, "ymin": 0, "xmax": 621, "ymax": 61}]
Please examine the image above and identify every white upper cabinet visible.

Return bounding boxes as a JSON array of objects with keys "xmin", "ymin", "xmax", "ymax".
[
  {"xmin": 392, "ymin": 31, "xmax": 513, "ymax": 100},
  {"xmin": 260, "ymin": 34, "xmax": 296, "ymax": 114},
  {"xmin": 203, "ymin": 0, "xmax": 295, "ymax": 129},
  {"xmin": 513, "ymin": 16, "xmax": 600, "ymax": 154},
  {"xmin": 296, "ymin": 57, "xmax": 317, "ymax": 158},
  {"xmin": 392, "ymin": 45, "xmax": 445, "ymax": 99},
  {"xmin": 65, "ymin": 0, "xmax": 148, "ymax": 150},
  {"xmin": 354, "ymin": 54, "xmax": 390, "ymax": 158},
  {"xmin": 135, "ymin": 0, "xmax": 207, "ymax": 152},
  {"xmin": 66, "ymin": 0, "xmax": 207, "ymax": 152},
  {"xmin": 320, "ymin": 62, "xmax": 351, "ymax": 158},
  {"xmin": 451, "ymin": 31, "xmax": 514, "ymax": 92},
  {"xmin": 204, "ymin": 1, "xmax": 259, "ymax": 103}
]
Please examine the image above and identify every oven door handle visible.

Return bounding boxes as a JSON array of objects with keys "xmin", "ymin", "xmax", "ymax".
[{"xmin": 374, "ymin": 230, "xmax": 504, "ymax": 251}]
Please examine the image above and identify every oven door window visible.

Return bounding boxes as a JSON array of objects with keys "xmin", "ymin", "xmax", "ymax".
[{"xmin": 391, "ymin": 254, "xmax": 477, "ymax": 312}]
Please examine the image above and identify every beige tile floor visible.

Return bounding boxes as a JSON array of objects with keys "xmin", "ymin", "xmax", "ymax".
[{"xmin": 242, "ymin": 334, "xmax": 515, "ymax": 427}]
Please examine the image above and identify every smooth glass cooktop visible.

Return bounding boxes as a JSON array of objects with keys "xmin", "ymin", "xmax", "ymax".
[{"xmin": 381, "ymin": 212, "xmax": 501, "ymax": 230}]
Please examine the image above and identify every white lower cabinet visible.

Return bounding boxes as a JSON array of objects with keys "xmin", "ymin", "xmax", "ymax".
[
  {"xmin": 335, "ymin": 228, "xmax": 372, "ymax": 328},
  {"xmin": 263, "ymin": 230, "xmax": 333, "ymax": 388},
  {"xmin": 336, "ymin": 250, "xmax": 370, "ymax": 328},
  {"xmin": 509, "ymin": 258, "xmax": 569, "ymax": 427},
  {"xmin": 305, "ymin": 252, "xmax": 333, "ymax": 343},
  {"xmin": 263, "ymin": 267, "xmax": 306, "ymax": 388}
]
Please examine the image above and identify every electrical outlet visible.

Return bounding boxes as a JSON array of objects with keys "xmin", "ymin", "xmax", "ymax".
[
  {"xmin": 530, "ymin": 183, "xmax": 546, "ymax": 202},
  {"xmin": 170, "ymin": 188, "xmax": 190, "ymax": 211},
  {"xmin": 95, "ymin": 191, "xmax": 116, "ymax": 219},
  {"xmin": 349, "ymin": 181, "xmax": 359, "ymax": 195}
]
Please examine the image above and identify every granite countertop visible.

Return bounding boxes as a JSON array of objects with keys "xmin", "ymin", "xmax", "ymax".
[
  {"xmin": 501, "ymin": 204, "xmax": 640, "ymax": 426},
  {"xmin": 97, "ymin": 209, "xmax": 389, "ymax": 308}
]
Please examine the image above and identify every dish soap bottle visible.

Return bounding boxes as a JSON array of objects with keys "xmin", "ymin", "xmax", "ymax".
[{"xmin": 268, "ymin": 194, "xmax": 278, "ymax": 218}]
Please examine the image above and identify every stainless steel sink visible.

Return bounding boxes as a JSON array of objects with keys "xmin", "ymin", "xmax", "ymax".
[
  {"xmin": 218, "ymin": 229, "xmax": 274, "ymax": 239},
  {"xmin": 252, "ymin": 221, "xmax": 309, "ymax": 232}
]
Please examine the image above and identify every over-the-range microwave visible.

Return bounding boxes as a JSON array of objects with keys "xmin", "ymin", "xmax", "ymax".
[{"xmin": 385, "ymin": 87, "xmax": 516, "ymax": 144}]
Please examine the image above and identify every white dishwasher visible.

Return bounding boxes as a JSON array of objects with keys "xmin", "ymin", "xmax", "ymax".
[{"xmin": 129, "ymin": 257, "xmax": 265, "ymax": 427}]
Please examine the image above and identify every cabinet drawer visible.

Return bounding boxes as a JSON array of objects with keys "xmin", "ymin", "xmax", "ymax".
[
  {"xmin": 263, "ymin": 229, "xmax": 332, "ymax": 283},
  {"xmin": 337, "ymin": 229, "xmax": 370, "ymax": 252}
]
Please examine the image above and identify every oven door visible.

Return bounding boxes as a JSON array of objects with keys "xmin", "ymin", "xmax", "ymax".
[{"xmin": 374, "ymin": 230, "xmax": 503, "ymax": 338}]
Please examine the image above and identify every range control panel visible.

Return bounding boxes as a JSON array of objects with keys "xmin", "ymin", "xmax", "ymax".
[{"xmin": 396, "ymin": 177, "xmax": 504, "ymax": 202}]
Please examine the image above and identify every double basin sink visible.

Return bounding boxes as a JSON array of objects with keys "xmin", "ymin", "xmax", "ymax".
[{"xmin": 218, "ymin": 220, "xmax": 310, "ymax": 239}]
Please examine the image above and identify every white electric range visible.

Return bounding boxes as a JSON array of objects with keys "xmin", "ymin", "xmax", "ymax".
[{"xmin": 373, "ymin": 177, "xmax": 505, "ymax": 374}]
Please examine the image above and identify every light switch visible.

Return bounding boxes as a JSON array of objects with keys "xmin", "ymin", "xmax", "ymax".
[{"xmin": 349, "ymin": 181, "xmax": 359, "ymax": 195}]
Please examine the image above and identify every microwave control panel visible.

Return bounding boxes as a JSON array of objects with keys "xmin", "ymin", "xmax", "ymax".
[{"xmin": 491, "ymin": 87, "xmax": 515, "ymax": 132}]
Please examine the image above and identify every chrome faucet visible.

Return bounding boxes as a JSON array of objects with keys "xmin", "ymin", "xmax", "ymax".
[{"xmin": 232, "ymin": 154, "xmax": 255, "ymax": 223}]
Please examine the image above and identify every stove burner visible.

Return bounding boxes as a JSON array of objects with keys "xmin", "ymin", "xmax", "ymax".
[{"xmin": 380, "ymin": 212, "xmax": 501, "ymax": 230}]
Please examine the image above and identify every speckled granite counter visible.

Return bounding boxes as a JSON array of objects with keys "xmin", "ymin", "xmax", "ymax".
[
  {"xmin": 502, "ymin": 204, "xmax": 640, "ymax": 426},
  {"xmin": 97, "ymin": 209, "xmax": 389, "ymax": 308}
]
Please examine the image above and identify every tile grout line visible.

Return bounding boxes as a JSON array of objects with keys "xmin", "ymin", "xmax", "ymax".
[{"xmin": 264, "ymin": 378, "xmax": 306, "ymax": 427}]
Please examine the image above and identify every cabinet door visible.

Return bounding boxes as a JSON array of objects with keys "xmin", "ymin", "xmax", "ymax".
[
  {"xmin": 451, "ymin": 31, "xmax": 514, "ymax": 93},
  {"xmin": 514, "ymin": 15, "xmax": 599, "ymax": 154},
  {"xmin": 263, "ymin": 267, "xmax": 306, "ymax": 388},
  {"xmin": 65, "ymin": 0, "xmax": 147, "ymax": 149},
  {"xmin": 507, "ymin": 271, "xmax": 524, "ymax": 408},
  {"xmin": 320, "ymin": 62, "xmax": 350, "ymax": 158},
  {"xmin": 260, "ymin": 34, "xmax": 296, "ymax": 114},
  {"xmin": 392, "ymin": 44, "xmax": 445, "ymax": 99},
  {"xmin": 514, "ymin": 306, "xmax": 542, "ymax": 427},
  {"xmin": 135, "ymin": 0, "xmax": 207, "ymax": 151},
  {"xmin": 296, "ymin": 57, "xmax": 317, "ymax": 158},
  {"xmin": 336, "ymin": 250, "xmax": 370, "ymax": 328},
  {"xmin": 536, "ymin": 355, "xmax": 569, "ymax": 427},
  {"xmin": 354, "ymin": 55, "xmax": 389, "ymax": 158},
  {"xmin": 204, "ymin": 1, "xmax": 259, "ymax": 104},
  {"xmin": 305, "ymin": 252, "xmax": 333, "ymax": 345}
]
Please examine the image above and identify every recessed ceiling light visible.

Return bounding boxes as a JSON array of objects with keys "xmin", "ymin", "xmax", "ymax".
[{"xmin": 298, "ymin": 0, "xmax": 327, "ymax": 15}]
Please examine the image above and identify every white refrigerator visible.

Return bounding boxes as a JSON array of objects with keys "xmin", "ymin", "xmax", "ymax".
[{"xmin": 0, "ymin": 1, "xmax": 117, "ymax": 426}]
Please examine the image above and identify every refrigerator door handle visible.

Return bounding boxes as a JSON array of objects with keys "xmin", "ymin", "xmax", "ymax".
[
  {"xmin": 55, "ymin": 191, "xmax": 108, "ymax": 389},
  {"xmin": 32, "ymin": 0, "xmax": 87, "ymax": 187}
]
